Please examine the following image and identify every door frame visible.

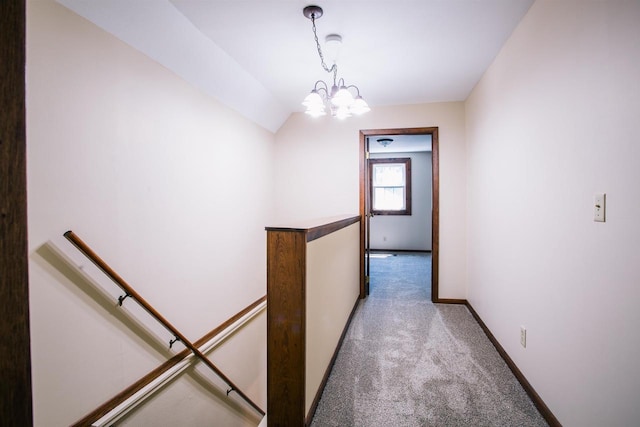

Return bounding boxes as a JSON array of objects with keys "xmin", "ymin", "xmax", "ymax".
[
  {"xmin": 359, "ymin": 127, "xmax": 439, "ymax": 302},
  {"xmin": 1, "ymin": 1, "xmax": 33, "ymax": 424}
]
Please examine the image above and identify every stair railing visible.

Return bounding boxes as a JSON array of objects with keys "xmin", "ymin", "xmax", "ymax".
[
  {"xmin": 72, "ymin": 295, "xmax": 266, "ymax": 426},
  {"xmin": 63, "ymin": 231, "xmax": 265, "ymax": 418}
]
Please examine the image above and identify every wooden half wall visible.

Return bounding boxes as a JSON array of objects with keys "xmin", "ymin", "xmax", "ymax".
[{"xmin": 266, "ymin": 215, "xmax": 361, "ymax": 426}]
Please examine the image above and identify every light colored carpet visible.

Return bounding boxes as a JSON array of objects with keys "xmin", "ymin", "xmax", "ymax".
[{"xmin": 310, "ymin": 252, "xmax": 547, "ymax": 427}]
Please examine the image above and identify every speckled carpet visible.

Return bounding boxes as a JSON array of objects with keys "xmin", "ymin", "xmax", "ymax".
[{"xmin": 310, "ymin": 252, "xmax": 547, "ymax": 427}]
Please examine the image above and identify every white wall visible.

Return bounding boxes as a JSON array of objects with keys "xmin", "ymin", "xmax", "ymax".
[
  {"xmin": 27, "ymin": 1, "xmax": 272, "ymax": 425},
  {"xmin": 370, "ymin": 151, "xmax": 432, "ymax": 251},
  {"xmin": 275, "ymin": 103, "xmax": 466, "ymax": 299},
  {"xmin": 465, "ymin": 1, "xmax": 640, "ymax": 426}
]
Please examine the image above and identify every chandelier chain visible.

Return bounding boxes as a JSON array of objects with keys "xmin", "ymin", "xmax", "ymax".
[
  {"xmin": 301, "ymin": 5, "xmax": 369, "ymax": 117},
  {"xmin": 311, "ymin": 16, "xmax": 338, "ymax": 82}
]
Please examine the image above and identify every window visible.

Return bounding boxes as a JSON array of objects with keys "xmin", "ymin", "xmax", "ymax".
[{"xmin": 370, "ymin": 158, "xmax": 411, "ymax": 215}]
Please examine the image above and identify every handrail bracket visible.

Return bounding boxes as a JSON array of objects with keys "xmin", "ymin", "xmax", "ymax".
[
  {"xmin": 117, "ymin": 292, "xmax": 132, "ymax": 306},
  {"xmin": 169, "ymin": 336, "xmax": 181, "ymax": 349}
]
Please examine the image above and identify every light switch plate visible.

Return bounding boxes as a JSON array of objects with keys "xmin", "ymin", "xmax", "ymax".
[{"xmin": 594, "ymin": 193, "xmax": 606, "ymax": 222}]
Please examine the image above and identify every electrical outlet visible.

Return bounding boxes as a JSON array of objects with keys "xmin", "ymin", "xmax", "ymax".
[{"xmin": 520, "ymin": 326, "xmax": 527, "ymax": 348}]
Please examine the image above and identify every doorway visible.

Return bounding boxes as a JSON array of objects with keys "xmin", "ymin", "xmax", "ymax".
[{"xmin": 359, "ymin": 127, "xmax": 439, "ymax": 302}]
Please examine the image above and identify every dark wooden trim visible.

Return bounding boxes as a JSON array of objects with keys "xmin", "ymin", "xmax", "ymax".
[
  {"xmin": 369, "ymin": 249, "xmax": 432, "ymax": 253},
  {"xmin": 465, "ymin": 302, "xmax": 561, "ymax": 427},
  {"xmin": 0, "ymin": 1, "xmax": 33, "ymax": 425},
  {"xmin": 267, "ymin": 217, "xmax": 360, "ymax": 426},
  {"xmin": 431, "ymin": 128, "xmax": 440, "ymax": 303},
  {"xmin": 267, "ymin": 230, "xmax": 307, "ymax": 427},
  {"xmin": 369, "ymin": 158, "xmax": 412, "ymax": 216},
  {"xmin": 403, "ymin": 296, "xmax": 561, "ymax": 425},
  {"xmin": 361, "ymin": 127, "xmax": 439, "ymax": 137},
  {"xmin": 306, "ymin": 215, "xmax": 360, "ymax": 242},
  {"xmin": 71, "ymin": 296, "xmax": 267, "ymax": 426},
  {"xmin": 359, "ymin": 134, "xmax": 367, "ymax": 298},
  {"xmin": 265, "ymin": 215, "xmax": 360, "ymax": 243},
  {"xmin": 304, "ymin": 297, "xmax": 360, "ymax": 426},
  {"xmin": 359, "ymin": 127, "xmax": 439, "ymax": 301},
  {"xmin": 433, "ymin": 298, "xmax": 467, "ymax": 305}
]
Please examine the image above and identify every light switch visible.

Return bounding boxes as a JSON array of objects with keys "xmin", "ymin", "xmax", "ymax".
[{"xmin": 594, "ymin": 193, "xmax": 606, "ymax": 222}]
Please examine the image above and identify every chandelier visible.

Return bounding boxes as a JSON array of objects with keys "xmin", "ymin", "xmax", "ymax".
[{"xmin": 302, "ymin": 5, "xmax": 370, "ymax": 119}]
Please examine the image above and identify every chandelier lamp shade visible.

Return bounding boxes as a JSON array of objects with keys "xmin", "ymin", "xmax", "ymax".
[
  {"xmin": 302, "ymin": 5, "xmax": 370, "ymax": 119},
  {"xmin": 302, "ymin": 79, "xmax": 370, "ymax": 119},
  {"xmin": 377, "ymin": 138, "xmax": 393, "ymax": 147}
]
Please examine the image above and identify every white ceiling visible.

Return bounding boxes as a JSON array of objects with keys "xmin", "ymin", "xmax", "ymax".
[
  {"xmin": 369, "ymin": 134, "xmax": 432, "ymax": 154},
  {"xmin": 57, "ymin": 0, "xmax": 534, "ymax": 132}
]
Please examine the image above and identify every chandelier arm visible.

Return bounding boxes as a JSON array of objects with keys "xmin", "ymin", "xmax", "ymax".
[
  {"xmin": 317, "ymin": 88, "xmax": 329, "ymax": 101},
  {"xmin": 313, "ymin": 80, "xmax": 329, "ymax": 91},
  {"xmin": 346, "ymin": 84, "xmax": 362, "ymax": 96},
  {"xmin": 313, "ymin": 81, "xmax": 330, "ymax": 99}
]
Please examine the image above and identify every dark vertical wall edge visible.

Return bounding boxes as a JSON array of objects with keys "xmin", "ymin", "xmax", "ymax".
[
  {"xmin": 0, "ymin": 1, "xmax": 33, "ymax": 425},
  {"xmin": 431, "ymin": 128, "xmax": 440, "ymax": 303},
  {"xmin": 358, "ymin": 131, "xmax": 366, "ymax": 298}
]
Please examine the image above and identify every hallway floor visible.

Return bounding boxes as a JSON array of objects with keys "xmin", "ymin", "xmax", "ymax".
[{"xmin": 310, "ymin": 252, "xmax": 547, "ymax": 426}]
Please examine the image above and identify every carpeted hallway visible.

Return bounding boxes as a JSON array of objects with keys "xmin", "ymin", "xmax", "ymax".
[{"xmin": 310, "ymin": 252, "xmax": 547, "ymax": 426}]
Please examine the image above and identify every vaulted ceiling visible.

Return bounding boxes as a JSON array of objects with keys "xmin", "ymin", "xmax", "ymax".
[{"xmin": 57, "ymin": 0, "xmax": 534, "ymax": 132}]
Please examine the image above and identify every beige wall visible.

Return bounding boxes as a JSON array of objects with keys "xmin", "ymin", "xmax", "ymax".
[
  {"xmin": 465, "ymin": 1, "xmax": 640, "ymax": 425},
  {"xmin": 27, "ymin": 1, "xmax": 271, "ymax": 425},
  {"xmin": 275, "ymin": 103, "xmax": 467, "ymax": 299},
  {"xmin": 30, "ymin": 0, "xmax": 640, "ymax": 425},
  {"xmin": 305, "ymin": 222, "xmax": 361, "ymax": 414}
]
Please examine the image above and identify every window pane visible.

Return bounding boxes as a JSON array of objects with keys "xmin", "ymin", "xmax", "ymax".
[
  {"xmin": 374, "ymin": 187, "xmax": 405, "ymax": 210},
  {"xmin": 373, "ymin": 164, "xmax": 405, "ymax": 186},
  {"xmin": 369, "ymin": 157, "xmax": 411, "ymax": 215}
]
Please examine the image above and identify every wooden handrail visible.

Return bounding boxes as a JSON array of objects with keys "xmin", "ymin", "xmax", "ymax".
[
  {"xmin": 71, "ymin": 295, "xmax": 266, "ymax": 426},
  {"xmin": 265, "ymin": 214, "xmax": 360, "ymax": 242},
  {"xmin": 64, "ymin": 231, "xmax": 265, "ymax": 417}
]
